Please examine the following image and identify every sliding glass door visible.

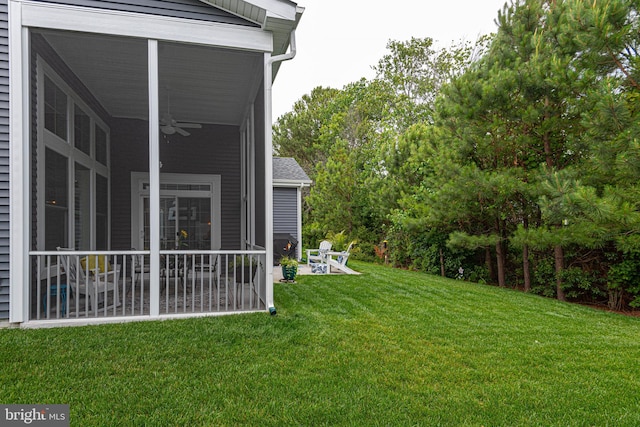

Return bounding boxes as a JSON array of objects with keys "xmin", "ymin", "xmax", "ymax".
[
  {"xmin": 132, "ymin": 173, "xmax": 221, "ymax": 251},
  {"xmin": 142, "ymin": 196, "xmax": 212, "ymax": 250}
]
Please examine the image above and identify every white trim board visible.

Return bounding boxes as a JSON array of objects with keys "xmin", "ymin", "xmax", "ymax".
[
  {"xmin": 273, "ymin": 179, "xmax": 311, "ymax": 188},
  {"xmin": 20, "ymin": 1, "xmax": 273, "ymax": 52},
  {"xmin": 8, "ymin": 1, "xmax": 29, "ymax": 323}
]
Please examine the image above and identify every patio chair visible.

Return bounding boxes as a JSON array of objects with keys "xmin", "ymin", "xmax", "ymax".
[
  {"xmin": 306, "ymin": 240, "xmax": 332, "ymax": 266},
  {"xmin": 192, "ymin": 253, "xmax": 220, "ymax": 287},
  {"xmin": 160, "ymin": 253, "xmax": 191, "ymax": 288},
  {"xmin": 57, "ymin": 247, "xmax": 121, "ymax": 313},
  {"xmin": 327, "ymin": 242, "xmax": 357, "ymax": 275},
  {"xmin": 132, "ymin": 250, "xmax": 150, "ymax": 289}
]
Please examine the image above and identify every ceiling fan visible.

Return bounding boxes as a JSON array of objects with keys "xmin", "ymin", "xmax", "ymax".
[{"xmin": 160, "ymin": 92, "xmax": 202, "ymax": 137}]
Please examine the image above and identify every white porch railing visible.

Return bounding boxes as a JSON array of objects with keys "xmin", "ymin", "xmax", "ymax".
[{"xmin": 29, "ymin": 250, "xmax": 267, "ymax": 322}]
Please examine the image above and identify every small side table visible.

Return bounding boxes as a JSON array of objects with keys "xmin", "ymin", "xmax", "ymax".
[{"xmin": 43, "ymin": 284, "xmax": 67, "ymax": 317}]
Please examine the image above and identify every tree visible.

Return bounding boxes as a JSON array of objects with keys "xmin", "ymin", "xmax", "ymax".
[{"xmin": 273, "ymin": 86, "xmax": 341, "ymax": 178}]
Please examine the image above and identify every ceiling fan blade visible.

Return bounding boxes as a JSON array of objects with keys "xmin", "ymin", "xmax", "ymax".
[
  {"xmin": 175, "ymin": 127, "xmax": 190, "ymax": 137},
  {"xmin": 175, "ymin": 122, "xmax": 202, "ymax": 129}
]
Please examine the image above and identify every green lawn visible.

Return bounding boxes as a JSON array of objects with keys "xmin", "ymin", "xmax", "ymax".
[{"xmin": 2, "ymin": 261, "xmax": 640, "ymax": 426}]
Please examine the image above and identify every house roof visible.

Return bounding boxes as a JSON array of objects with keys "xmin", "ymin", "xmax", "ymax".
[
  {"xmin": 273, "ymin": 157, "xmax": 312, "ymax": 186},
  {"xmin": 199, "ymin": 0, "xmax": 300, "ymax": 25},
  {"xmin": 199, "ymin": 0, "xmax": 304, "ymax": 57}
]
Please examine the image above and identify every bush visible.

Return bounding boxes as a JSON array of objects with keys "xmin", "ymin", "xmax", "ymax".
[
  {"xmin": 531, "ymin": 257, "xmax": 556, "ymax": 298},
  {"xmin": 560, "ymin": 267, "xmax": 605, "ymax": 301},
  {"xmin": 608, "ymin": 251, "xmax": 640, "ymax": 308}
]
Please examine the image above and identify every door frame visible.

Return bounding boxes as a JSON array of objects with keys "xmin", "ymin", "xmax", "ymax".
[{"xmin": 130, "ymin": 172, "xmax": 221, "ymax": 250}]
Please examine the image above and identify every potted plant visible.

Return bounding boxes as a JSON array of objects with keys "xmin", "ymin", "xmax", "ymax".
[{"xmin": 279, "ymin": 256, "xmax": 298, "ymax": 282}]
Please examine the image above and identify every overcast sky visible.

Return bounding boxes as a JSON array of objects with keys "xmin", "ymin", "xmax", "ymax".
[{"xmin": 272, "ymin": 0, "xmax": 509, "ymax": 119}]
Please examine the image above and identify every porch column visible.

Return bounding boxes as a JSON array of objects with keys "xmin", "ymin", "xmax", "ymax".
[
  {"xmin": 148, "ymin": 39, "xmax": 160, "ymax": 317},
  {"xmin": 263, "ymin": 52, "xmax": 274, "ymax": 309},
  {"xmin": 8, "ymin": 2, "xmax": 29, "ymax": 323}
]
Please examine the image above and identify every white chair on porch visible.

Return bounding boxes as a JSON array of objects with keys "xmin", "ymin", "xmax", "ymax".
[{"xmin": 57, "ymin": 247, "xmax": 121, "ymax": 313}]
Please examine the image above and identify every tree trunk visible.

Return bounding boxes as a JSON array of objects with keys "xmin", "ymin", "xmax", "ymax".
[
  {"xmin": 496, "ymin": 240, "xmax": 506, "ymax": 288},
  {"xmin": 439, "ymin": 248, "xmax": 445, "ymax": 277},
  {"xmin": 495, "ymin": 218, "xmax": 506, "ymax": 287},
  {"xmin": 608, "ymin": 288, "xmax": 623, "ymax": 311},
  {"xmin": 543, "ymin": 97, "xmax": 554, "ymax": 168},
  {"xmin": 486, "ymin": 247, "xmax": 495, "ymax": 283},
  {"xmin": 523, "ymin": 244, "xmax": 531, "ymax": 292},
  {"xmin": 554, "ymin": 244, "xmax": 566, "ymax": 301},
  {"xmin": 543, "ymin": 97, "xmax": 565, "ymax": 301},
  {"xmin": 522, "ymin": 217, "xmax": 531, "ymax": 292}
]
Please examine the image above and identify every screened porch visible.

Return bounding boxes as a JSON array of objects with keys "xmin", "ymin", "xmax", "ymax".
[{"xmin": 25, "ymin": 26, "xmax": 273, "ymax": 323}]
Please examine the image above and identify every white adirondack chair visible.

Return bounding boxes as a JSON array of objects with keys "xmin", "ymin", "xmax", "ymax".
[
  {"xmin": 327, "ymin": 242, "xmax": 357, "ymax": 274},
  {"xmin": 306, "ymin": 240, "xmax": 333, "ymax": 266},
  {"xmin": 57, "ymin": 248, "xmax": 121, "ymax": 313}
]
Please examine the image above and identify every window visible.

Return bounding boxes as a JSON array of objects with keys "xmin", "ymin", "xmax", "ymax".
[
  {"xmin": 44, "ymin": 76, "xmax": 67, "ymax": 140},
  {"xmin": 74, "ymin": 163, "xmax": 90, "ymax": 250},
  {"xmin": 74, "ymin": 105, "xmax": 91, "ymax": 155},
  {"xmin": 39, "ymin": 60, "xmax": 111, "ymax": 251},
  {"xmin": 95, "ymin": 125, "xmax": 108, "ymax": 166},
  {"xmin": 96, "ymin": 175, "xmax": 108, "ymax": 250},
  {"xmin": 45, "ymin": 148, "xmax": 68, "ymax": 250}
]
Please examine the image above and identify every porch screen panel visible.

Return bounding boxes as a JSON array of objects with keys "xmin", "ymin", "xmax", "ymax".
[{"xmin": 254, "ymin": 81, "xmax": 265, "ymax": 248}]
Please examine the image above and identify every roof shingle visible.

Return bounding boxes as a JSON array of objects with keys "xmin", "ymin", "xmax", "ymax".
[{"xmin": 273, "ymin": 157, "xmax": 312, "ymax": 184}]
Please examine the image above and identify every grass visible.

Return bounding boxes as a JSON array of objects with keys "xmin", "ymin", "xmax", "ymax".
[{"xmin": 2, "ymin": 261, "xmax": 640, "ymax": 426}]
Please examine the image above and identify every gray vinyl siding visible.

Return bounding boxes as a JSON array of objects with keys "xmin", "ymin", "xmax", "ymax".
[
  {"xmin": 273, "ymin": 187, "xmax": 297, "ymax": 237},
  {"xmin": 0, "ymin": 0, "xmax": 7, "ymax": 320},
  {"xmin": 32, "ymin": 0, "xmax": 258, "ymax": 26}
]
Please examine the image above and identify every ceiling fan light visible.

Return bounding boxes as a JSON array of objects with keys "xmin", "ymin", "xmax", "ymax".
[{"xmin": 160, "ymin": 125, "xmax": 175, "ymax": 135}]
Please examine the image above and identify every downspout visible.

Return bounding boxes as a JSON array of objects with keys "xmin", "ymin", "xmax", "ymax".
[
  {"xmin": 269, "ymin": 30, "xmax": 297, "ymax": 65},
  {"xmin": 297, "ymin": 182, "xmax": 306, "ymax": 262},
  {"xmin": 265, "ymin": 31, "xmax": 296, "ymax": 315}
]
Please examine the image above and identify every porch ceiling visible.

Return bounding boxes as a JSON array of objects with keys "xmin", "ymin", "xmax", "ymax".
[{"xmin": 39, "ymin": 31, "xmax": 264, "ymax": 126}]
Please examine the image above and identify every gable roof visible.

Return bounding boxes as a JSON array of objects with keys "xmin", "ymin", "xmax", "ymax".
[
  {"xmin": 199, "ymin": 0, "xmax": 304, "ymax": 56},
  {"xmin": 273, "ymin": 157, "xmax": 312, "ymax": 186},
  {"xmin": 199, "ymin": 0, "xmax": 298, "ymax": 24}
]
